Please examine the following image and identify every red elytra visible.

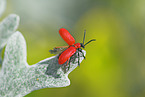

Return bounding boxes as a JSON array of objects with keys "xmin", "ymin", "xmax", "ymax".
[
  {"xmin": 58, "ymin": 28, "xmax": 96, "ymax": 65},
  {"xmin": 59, "ymin": 28, "xmax": 75, "ymax": 45}
]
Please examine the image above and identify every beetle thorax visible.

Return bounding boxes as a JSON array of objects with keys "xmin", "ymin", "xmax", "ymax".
[{"xmin": 74, "ymin": 43, "xmax": 81, "ymax": 49}]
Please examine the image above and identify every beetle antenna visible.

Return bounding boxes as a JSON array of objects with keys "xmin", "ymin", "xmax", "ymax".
[
  {"xmin": 83, "ymin": 29, "xmax": 86, "ymax": 44},
  {"xmin": 84, "ymin": 39, "xmax": 96, "ymax": 46}
]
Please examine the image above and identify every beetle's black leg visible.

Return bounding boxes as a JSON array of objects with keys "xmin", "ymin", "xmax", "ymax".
[
  {"xmin": 63, "ymin": 64, "xmax": 66, "ymax": 73},
  {"xmin": 78, "ymin": 48, "xmax": 86, "ymax": 60},
  {"xmin": 78, "ymin": 50, "xmax": 80, "ymax": 66},
  {"xmin": 66, "ymin": 58, "xmax": 70, "ymax": 66},
  {"xmin": 68, "ymin": 57, "xmax": 72, "ymax": 70},
  {"xmin": 63, "ymin": 58, "xmax": 70, "ymax": 73}
]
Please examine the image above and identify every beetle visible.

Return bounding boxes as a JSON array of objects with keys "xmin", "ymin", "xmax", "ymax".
[{"xmin": 49, "ymin": 28, "xmax": 95, "ymax": 71}]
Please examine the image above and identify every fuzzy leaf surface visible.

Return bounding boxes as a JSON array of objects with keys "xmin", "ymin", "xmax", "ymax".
[{"xmin": 0, "ymin": 14, "xmax": 20, "ymax": 49}]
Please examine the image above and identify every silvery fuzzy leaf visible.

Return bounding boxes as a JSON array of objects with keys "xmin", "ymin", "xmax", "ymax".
[
  {"xmin": 0, "ymin": 14, "xmax": 20, "ymax": 49},
  {"xmin": 0, "ymin": 14, "xmax": 19, "ymax": 64}
]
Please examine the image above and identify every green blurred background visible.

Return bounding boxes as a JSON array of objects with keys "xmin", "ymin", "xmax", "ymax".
[{"xmin": 2, "ymin": 0, "xmax": 145, "ymax": 97}]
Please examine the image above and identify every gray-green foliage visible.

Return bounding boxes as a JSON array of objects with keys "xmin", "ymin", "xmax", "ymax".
[
  {"xmin": 0, "ymin": 31, "xmax": 85, "ymax": 97},
  {"xmin": 0, "ymin": 14, "xmax": 19, "ymax": 64},
  {"xmin": 0, "ymin": 14, "xmax": 20, "ymax": 49},
  {"xmin": 0, "ymin": 0, "xmax": 6, "ymax": 17}
]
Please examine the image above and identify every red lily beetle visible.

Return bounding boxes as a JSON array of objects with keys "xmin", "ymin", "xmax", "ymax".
[{"xmin": 49, "ymin": 28, "xmax": 95, "ymax": 70}]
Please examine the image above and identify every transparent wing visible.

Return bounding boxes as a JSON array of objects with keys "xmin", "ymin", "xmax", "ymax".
[{"xmin": 49, "ymin": 46, "xmax": 69, "ymax": 54}]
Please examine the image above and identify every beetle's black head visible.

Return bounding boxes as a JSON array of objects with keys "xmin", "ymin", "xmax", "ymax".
[{"xmin": 80, "ymin": 43, "xmax": 85, "ymax": 48}]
